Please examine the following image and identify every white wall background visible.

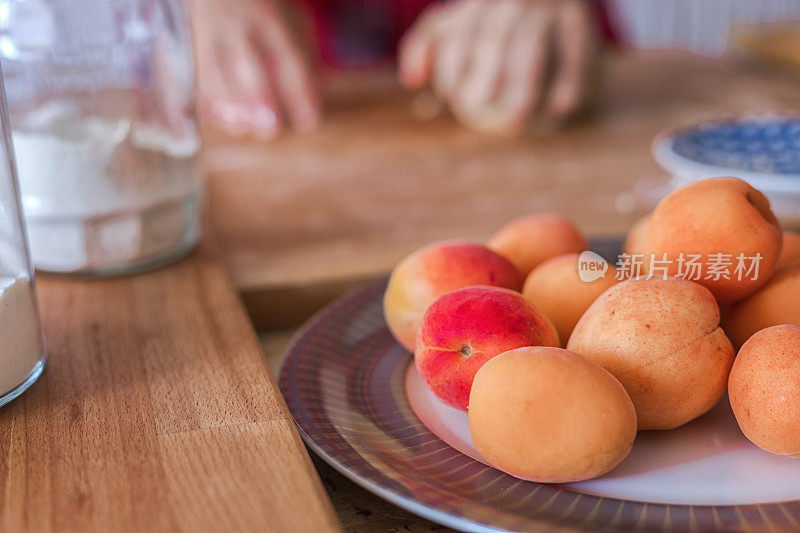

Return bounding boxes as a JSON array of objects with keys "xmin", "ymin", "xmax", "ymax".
[{"xmin": 609, "ymin": 0, "xmax": 800, "ymax": 57}]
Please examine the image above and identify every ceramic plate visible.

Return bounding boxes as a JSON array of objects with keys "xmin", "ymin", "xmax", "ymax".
[
  {"xmin": 653, "ymin": 115, "xmax": 800, "ymax": 190},
  {"xmin": 279, "ymin": 241, "xmax": 800, "ymax": 531},
  {"xmin": 652, "ymin": 115, "xmax": 800, "ymax": 220}
]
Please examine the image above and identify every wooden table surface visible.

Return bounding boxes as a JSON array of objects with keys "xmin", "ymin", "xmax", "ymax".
[
  {"xmin": 204, "ymin": 50, "xmax": 800, "ymax": 329},
  {"xmin": 0, "ymin": 244, "xmax": 339, "ymax": 532},
  {"xmin": 260, "ymin": 330, "xmax": 451, "ymax": 532}
]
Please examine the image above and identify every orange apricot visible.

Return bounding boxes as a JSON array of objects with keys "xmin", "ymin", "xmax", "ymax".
[
  {"xmin": 729, "ymin": 325, "xmax": 800, "ymax": 457},
  {"xmin": 488, "ymin": 214, "xmax": 588, "ymax": 277},
  {"xmin": 468, "ymin": 347, "xmax": 637, "ymax": 482},
  {"xmin": 644, "ymin": 177, "xmax": 782, "ymax": 304}
]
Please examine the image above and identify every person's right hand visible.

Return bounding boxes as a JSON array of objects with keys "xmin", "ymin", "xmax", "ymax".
[
  {"xmin": 399, "ymin": 0, "xmax": 600, "ymax": 134},
  {"xmin": 188, "ymin": 0, "xmax": 320, "ymax": 138}
]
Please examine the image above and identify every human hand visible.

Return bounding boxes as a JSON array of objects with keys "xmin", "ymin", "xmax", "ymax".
[
  {"xmin": 188, "ymin": 0, "xmax": 320, "ymax": 138},
  {"xmin": 399, "ymin": 0, "xmax": 600, "ymax": 134}
]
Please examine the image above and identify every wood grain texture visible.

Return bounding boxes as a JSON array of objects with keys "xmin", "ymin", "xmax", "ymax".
[
  {"xmin": 730, "ymin": 24, "xmax": 800, "ymax": 74},
  {"xmin": 0, "ymin": 244, "xmax": 340, "ymax": 533},
  {"xmin": 204, "ymin": 51, "xmax": 800, "ymax": 328}
]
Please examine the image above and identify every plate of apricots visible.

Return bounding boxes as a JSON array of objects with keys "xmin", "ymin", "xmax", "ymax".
[{"xmin": 281, "ymin": 177, "xmax": 800, "ymax": 531}]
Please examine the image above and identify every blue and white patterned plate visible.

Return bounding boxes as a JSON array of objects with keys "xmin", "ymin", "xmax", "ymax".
[{"xmin": 654, "ymin": 115, "xmax": 800, "ymax": 218}]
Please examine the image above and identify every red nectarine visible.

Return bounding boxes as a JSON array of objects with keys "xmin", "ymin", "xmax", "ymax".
[{"xmin": 415, "ymin": 285, "xmax": 559, "ymax": 410}]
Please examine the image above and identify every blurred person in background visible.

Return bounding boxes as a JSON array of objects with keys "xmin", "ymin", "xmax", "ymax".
[{"xmin": 187, "ymin": 0, "xmax": 800, "ymax": 138}]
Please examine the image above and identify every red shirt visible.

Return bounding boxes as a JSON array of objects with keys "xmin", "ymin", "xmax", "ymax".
[
  {"xmin": 298, "ymin": 0, "xmax": 433, "ymax": 67},
  {"xmin": 298, "ymin": 0, "xmax": 616, "ymax": 68}
]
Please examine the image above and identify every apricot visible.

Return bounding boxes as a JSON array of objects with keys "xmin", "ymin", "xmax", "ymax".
[
  {"xmin": 567, "ymin": 278, "xmax": 735, "ymax": 430},
  {"xmin": 415, "ymin": 286, "xmax": 559, "ymax": 410},
  {"xmin": 468, "ymin": 347, "xmax": 637, "ymax": 482},
  {"xmin": 724, "ymin": 262, "xmax": 800, "ymax": 348},
  {"xmin": 384, "ymin": 241, "xmax": 523, "ymax": 351},
  {"xmin": 623, "ymin": 214, "xmax": 650, "ymax": 255},
  {"xmin": 488, "ymin": 214, "xmax": 588, "ymax": 277},
  {"xmin": 729, "ymin": 325, "xmax": 800, "ymax": 457},
  {"xmin": 644, "ymin": 177, "xmax": 782, "ymax": 304},
  {"xmin": 777, "ymin": 231, "xmax": 800, "ymax": 268},
  {"xmin": 522, "ymin": 253, "xmax": 619, "ymax": 343}
]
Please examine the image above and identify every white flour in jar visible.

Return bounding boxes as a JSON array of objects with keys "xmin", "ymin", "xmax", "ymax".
[
  {"xmin": 0, "ymin": 278, "xmax": 44, "ymax": 395},
  {"xmin": 12, "ymin": 102, "xmax": 201, "ymax": 273}
]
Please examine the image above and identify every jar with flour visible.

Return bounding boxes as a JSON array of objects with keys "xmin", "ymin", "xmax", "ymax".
[
  {"xmin": 0, "ymin": 0, "xmax": 201, "ymax": 275},
  {"xmin": 0, "ymin": 63, "xmax": 46, "ymax": 405}
]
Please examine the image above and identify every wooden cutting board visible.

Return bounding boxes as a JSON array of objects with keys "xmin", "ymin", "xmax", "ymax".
[
  {"xmin": 730, "ymin": 23, "xmax": 800, "ymax": 74},
  {"xmin": 0, "ymin": 243, "xmax": 340, "ymax": 532},
  {"xmin": 203, "ymin": 51, "xmax": 800, "ymax": 328}
]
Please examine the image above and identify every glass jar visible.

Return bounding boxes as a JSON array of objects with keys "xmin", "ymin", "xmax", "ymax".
[
  {"xmin": 0, "ymin": 62, "xmax": 45, "ymax": 406},
  {"xmin": 0, "ymin": 0, "xmax": 201, "ymax": 275}
]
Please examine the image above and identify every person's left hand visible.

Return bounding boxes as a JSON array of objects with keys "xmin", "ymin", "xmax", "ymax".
[
  {"xmin": 398, "ymin": 0, "xmax": 600, "ymax": 134},
  {"xmin": 188, "ymin": 0, "xmax": 320, "ymax": 138}
]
